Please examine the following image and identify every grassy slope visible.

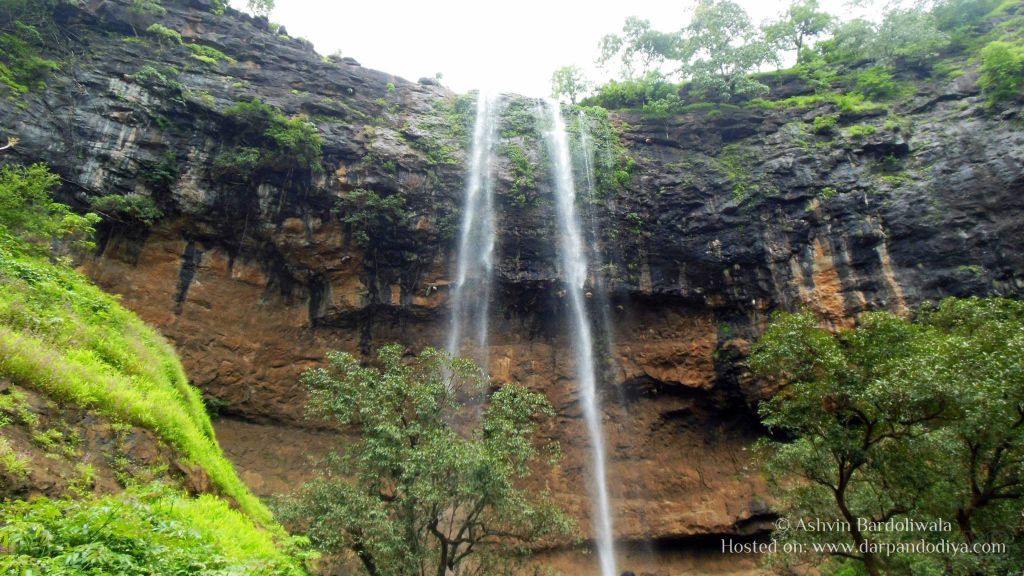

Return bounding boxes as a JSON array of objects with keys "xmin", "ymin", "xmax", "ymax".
[{"xmin": 0, "ymin": 231, "xmax": 306, "ymax": 571}]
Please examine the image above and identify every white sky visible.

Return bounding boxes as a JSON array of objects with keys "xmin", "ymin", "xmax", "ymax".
[{"xmin": 243, "ymin": 0, "xmax": 884, "ymax": 97}]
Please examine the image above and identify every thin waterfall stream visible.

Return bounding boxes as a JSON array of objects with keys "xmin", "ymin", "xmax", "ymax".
[
  {"xmin": 447, "ymin": 92, "xmax": 499, "ymax": 365},
  {"xmin": 575, "ymin": 111, "xmax": 619, "ymax": 381},
  {"xmin": 543, "ymin": 99, "xmax": 618, "ymax": 576}
]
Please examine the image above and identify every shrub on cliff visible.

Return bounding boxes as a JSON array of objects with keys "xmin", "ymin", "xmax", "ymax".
[
  {"xmin": 277, "ymin": 344, "xmax": 573, "ymax": 576},
  {"xmin": 979, "ymin": 40, "xmax": 1024, "ymax": 104},
  {"xmin": 0, "ymin": 163, "xmax": 98, "ymax": 254},
  {"xmin": 752, "ymin": 298, "xmax": 1024, "ymax": 576},
  {"xmin": 214, "ymin": 98, "xmax": 322, "ymax": 182}
]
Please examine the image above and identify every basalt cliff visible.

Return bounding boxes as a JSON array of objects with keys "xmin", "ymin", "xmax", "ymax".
[{"xmin": 2, "ymin": 0, "xmax": 1023, "ymax": 572}]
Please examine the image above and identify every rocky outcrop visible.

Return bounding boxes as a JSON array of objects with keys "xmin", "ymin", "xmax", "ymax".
[{"xmin": 2, "ymin": 0, "xmax": 1023, "ymax": 568}]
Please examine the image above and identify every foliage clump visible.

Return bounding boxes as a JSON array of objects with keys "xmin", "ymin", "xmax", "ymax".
[
  {"xmin": 0, "ymin": 26, "xmax": 59, "ymax": 94},
  {"xmin": 89, "ymin": 194, "xmax": 164, "ymax": 226},
  {"xmin": 145, "ymin": 23, "xmax": 182, "ymax": 45},
  {"xmin": 979, "ymin": 40, "xmax": 1024, "ymax": 104},
  {"xmin": 0, "ymin": 163, "xmax": 98, "ymax": 254},
  {"xmin": 0, "ymin": 482, "xmax": 308, "ymax": 574},
  {"xmin": 186, "ymin": 42, "xmax": 236, "ymax": 65},
  {"xmin": 752, "ymin": 298, "xmax": 1024, "ymax": 576},
  {"xmin": 333, "ymin": 188, "xmax": 408, "ymax": 248},
  {"xmin": 277, "ymin": 344, "xmax": 573, "ymax": 576},
  {"xmin": 550, "ymin": 64, "xmax": 591, "ymax": 105},
  {"xmin": 213, "ymin": 98, "xmax": 323, "ymax": 181}
]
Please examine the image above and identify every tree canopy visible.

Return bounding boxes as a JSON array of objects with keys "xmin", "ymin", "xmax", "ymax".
[
  {"xmin": 583, "ymin": 0, "xmax": 1014, "ymax": 111},
  {"xmin": 762, "ymin": 0, "xmax": 833, "ymax": 64},
  {"xmin": 550, "ymin": 64, "xmax": 591, "ymax": 104},
  {"xmin": 277, "ymin": 344, "xmax": 573, "ymax": 576},
  {"xmin": 752, "ymin": 298, "xmax": 1024, "ymax": 576}
]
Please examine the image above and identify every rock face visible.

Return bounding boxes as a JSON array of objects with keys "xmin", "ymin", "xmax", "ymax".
[{"xmin": 3, "ymin": 0, "xmax": 1023, "ymax": 569}]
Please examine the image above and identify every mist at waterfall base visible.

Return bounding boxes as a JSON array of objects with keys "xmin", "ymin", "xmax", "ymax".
[{"xmin": 445, "ymin": 91, "xmax": 621, "ymax": 575}]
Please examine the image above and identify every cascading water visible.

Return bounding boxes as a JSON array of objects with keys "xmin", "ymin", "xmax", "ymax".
[
  {"xmin": 543, "ymin": 99, "xmax": 618, "ymax": 576},
  {"xmin": 574, "ymin": 111, "xmax": 619, "ymax": 378},
  {"xmin": 447, "ymin": 92, "xmax": 499, "ymax": 365}
]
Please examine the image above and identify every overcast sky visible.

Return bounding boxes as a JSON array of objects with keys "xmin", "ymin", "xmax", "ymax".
[{"xmin": 245, "ymin": 0, "xmax": 884, "ymax": 97}]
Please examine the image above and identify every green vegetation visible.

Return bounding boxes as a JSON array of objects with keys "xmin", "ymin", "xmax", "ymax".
[
  {"xmin": 843, "ymin": 123, "xmax": 877, "ymax": 138},
  {"xmin": 853, "ymin": 66, "xmax": 901, "ymax": 99},
  {"xmin": 138, "ymin": 150, "xmax": 180, "ymax": 190},
  {"xmin": 752, "ymin": 298, "xmax": 1024, "ymax": 576},
  {"xmin": 550, "ymin": 64, "xmax": 591, "ymax": 104},
  {"xmin": 979, "ymin": 40, "xmax": 1023, "ymax": 104},
  {"xmin": 333, "ymin": 188, "xmax": 408, "ymax": 247},
  {"xmin": 812, "ymin": 114, "xmax": 837, "ymax": 133},
  {"xmin": 409, "ymin": 93, "xmax": 475, "ymax": 167},
  {"xmin": 574, "ymin": 106, "xmax": 633, "ymax": 201},
  {"xmin": 277, "ymin": 344, "xmax": 572, "ymax": 576},
  {"xmin": 129, "ymin": 0, "xmax": 166, "ymax": 18},
  {"xmin": 246, "ymin": 0, "xmax": 274, "ymax": 18},
  {"xmin": 763, "ymin": 0, "xmax": 832, "ymax": 64},
  {"xmin": 0, "ymin": 27, "xmax": 59, "ymax": 94},
  {"xmin": 128, "ymin": 64, "xmax": 183, "ymax": 93},
  {"xmin": 750, "ymin": 91, "xmax": 884, "ymax": 114},
  {"xmin": 503, "ymin": 142, "xmax": 536, "ymax": 206},
  {"xmin": 1, "ymin": 483, "xmax": 307, "ymax": 574},
  {"xmin": 88, "ymin": 194, "xmax": 164, "ymax": 226},
  {"xmin": 186, "ymin": 42, "xmax": 236, "ymax": 65},
  {"xmin": 579, "ymin": 0, "xmax": 1016, "ymax": 114},
  {"xmin": 0, "ymin": 164, "xmax": 98, "ymax": 254},
  {"xmin": 585, "ymin": 71, "xmax": 680, "ymax": 111},
  {"xmin": 145, "ymin": 23, "xmax": 182, "ymax": 46},
  {"xmin": 0, "ymin": 164, "xmax": 277, "ymax": 529},
  {"xmin": 0, "ymin": 436, "xmax": 30, "ymax": 481},
  {"xmin": 213, "ymin": 98, "xmax": 323, "ymax": 181},
  {"xmin": 677, "ymin": 0, "xmax": 775, "ymax": 98}
]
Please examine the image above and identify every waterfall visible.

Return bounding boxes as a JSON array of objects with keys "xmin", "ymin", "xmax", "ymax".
[
  {"xmin": 447, "ymin": 92, "xmax": 498, "ymax": 366},
  {"xmin": 543, "ymin": 99, "xmax": 618, "ymax": 576},
  {"xmin": 575, "ymin": 111, "xmax": 619, "ymax": 380}
]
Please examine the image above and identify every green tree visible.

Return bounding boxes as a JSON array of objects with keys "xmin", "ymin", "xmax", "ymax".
[
  {"xmin": 677, "ymin": 0, "xmax": 773, "ymax": 99},
  {"xmin": 550, "ymin": 64, "xmax": 590, "ymax": 105},
  {"xmin": 762, "ymin": 0, "xmax": 833, "ymax": 64},
  {"xmin": 752, "ymin": 298, "xmax": 1024, "ymax": 576},
  {"xmin": 979, "ymin": 40, "xmax": 1024, "ymax": 104},
  {"xmin": 817, "ymin": 17, "xmax": 875, "ymax": 63},
  {"xmin": 870, "ymin": 8, "xmax": 948, "ymax": 67},
  {"xmin": 597, "ymin": 16, "xmax": 679, "ymax": 79},
  {"xmin": 277, "ymin": 345, "xmax": 573, "ymax": 576},
  {"xmin": 247, "ymin": 0, "xmax": 274, "ymax": 18},
  {"xmin": 0, "ymin": 163, "xmax": 98, "ymax": 253}
]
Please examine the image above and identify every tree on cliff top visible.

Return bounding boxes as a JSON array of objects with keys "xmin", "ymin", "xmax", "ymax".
[
  {"xmin": 762, "ymin": 0, "xmax": 833, "ymax": 64},
  {"xmin": 277, "ymin": 344, "xmax": 573, "ymax": 576},
  {"xmin": 752, "ymin": 298, "xmax": 1024, "ymax": 576},
  {"xmin": 550, "ymin": 65, "xmax": 591, "ymax": 105}
]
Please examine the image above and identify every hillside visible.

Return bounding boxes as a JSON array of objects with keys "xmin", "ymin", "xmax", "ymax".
[{"xmin": 0, "ymin": 164, "xmax": 306, "ymax": 572}]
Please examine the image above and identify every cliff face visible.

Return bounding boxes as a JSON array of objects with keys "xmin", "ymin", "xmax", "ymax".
[{"xmin": 3, "ymin": 0, "xmax": 1023, "ymax": 561}]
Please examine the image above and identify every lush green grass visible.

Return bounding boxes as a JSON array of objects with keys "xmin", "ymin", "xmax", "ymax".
[
  {"xmin": 0, "ymin": 233, "xmax": 278, "ymax": 524},
  {"xmin": 0, "ymin": 163, "xmax": 308, "ymax": 569},
  {"xmin": 748, "ymin": 90, "xmax": 886, "ymax": 114},
  {"xmin": 0, "ymin": 482, "xmax": 308, "ymax": 574}
]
